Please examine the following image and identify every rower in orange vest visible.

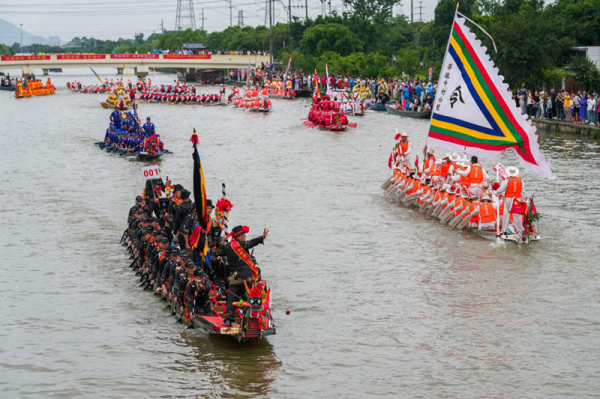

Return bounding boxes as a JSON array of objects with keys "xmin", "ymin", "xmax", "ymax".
[
  {"xmin": 395, "ymin": 132, "xmax": 412, "ymax": 164},
  {"xmin": 428, "ymin": 159, "xmax": 443, "ymax": 183},
  {"xmin": 452, "ymin": 156, "xmax": 471, "ymax": 188},
  {"xmin": 423, "ymin": 147, "xmax": 436, "ymax": 174},
  {"xmin": 455, "ymin": 155, "xmax": 489, "ymax": 197},
  {"xmin": 494, "ymin": 166, "xmax": 524, "ymax": 237},
  {"xmin": 478, "ymin": 194, "xmax": 497, "ymax": 231}
]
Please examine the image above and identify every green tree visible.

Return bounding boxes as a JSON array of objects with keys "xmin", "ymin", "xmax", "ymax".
[
  {"xmin": 483, "ymin": 4, "xmax": 574, "ymax": 88},
  {"xmin": 341, "ymin": 0, "xmax": 400, "ymax": 22},
  {"xmin": 549, "ymin": 0, "xmax": 600, "ymax": 46},
  {"xmin": 394, "ymin": 47, "xmax": 420, "ymax": 76},
  {"xmin": 299, "ymin": 23, "xmax": 364, "ymax": 57},
  {"xmin": 0, "ymin": 43, "xmax": 11, "ymax": 55}
]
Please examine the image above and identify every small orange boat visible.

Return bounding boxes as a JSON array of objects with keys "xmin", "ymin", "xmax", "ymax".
[{"xmin": 14, "ymin": 79, "xmax": 55, "ymax": 98}]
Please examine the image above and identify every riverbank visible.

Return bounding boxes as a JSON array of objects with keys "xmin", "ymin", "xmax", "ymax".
[{"xmin": 532, "ymin": 118, "xmax": 600, "ymax": 139}]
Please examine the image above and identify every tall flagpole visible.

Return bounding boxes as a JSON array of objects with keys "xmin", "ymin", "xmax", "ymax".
[{"xmin": 425, "ymin": 4, "xmax": 459, "ymax": 160}]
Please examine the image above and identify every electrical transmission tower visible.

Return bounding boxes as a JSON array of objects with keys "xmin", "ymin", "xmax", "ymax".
[
  {"xmin": 238, "ymin": 10, "xmax": 244, "ymax": 27},
  {"xmin": 175, "ymin": 0, "xmax": 196, "ymax": 30},
  {"xmin": 264, "ymin": 0, "xmax": 269, "ymax": 25},
  {"xmin": 418, "ymin": 1, "xmax": 423, "ymax": 22}
]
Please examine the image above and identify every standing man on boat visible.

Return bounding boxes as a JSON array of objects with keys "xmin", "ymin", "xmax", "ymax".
[
  {"xmin": 111, "ymin": 106, "xmax": 122, "ymax": 129},
  {"xmin": 395, "ymin": 133, "xmax": 412, "ymax": 164},
  {"xmin": 494, "ymin": 166, "xmax": 524, "ymax": 238},
  {"xmin": 166, "ymin": 184, "xmax": 183, "ymax": 241},
  {"xmin": 174, "ymin": 190, "xmax": 194, "ymax": 251},
  {"xmin": 222, "ymin": 225, "xmax": 269, "ymax": 327},
  {"xmin": 142, "ymin": 117, "xmax": 156, "ymax": 138}
]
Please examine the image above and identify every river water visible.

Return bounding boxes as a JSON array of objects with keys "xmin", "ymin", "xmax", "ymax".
[{"xmin": 1, "ymin": 69, "xmax": 600, "ymax": 398}]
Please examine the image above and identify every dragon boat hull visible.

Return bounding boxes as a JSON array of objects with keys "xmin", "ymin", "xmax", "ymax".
[
  {"xmin": 137, "ymin": 151, "xmax": 163, "ymax": 160},
  {"xmin": 382, "ymin": 182, "xmax": 541, "ymax": 244},
  {"xmin": 152, "ymin": 282, "xmax": 275, "ymax": 343}
]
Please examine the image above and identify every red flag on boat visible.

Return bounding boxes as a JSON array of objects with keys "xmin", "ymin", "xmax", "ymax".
[
  {"xmin": 388, "ymin": 153, "xmax": 393, "ymax": 169},
  {"xmin": 415, "ymin": 155, "xmax": 419, "ymax": 170},
  {"xmin": 510, "ymin": 198, "xmax": 528, "ymax": 214}
]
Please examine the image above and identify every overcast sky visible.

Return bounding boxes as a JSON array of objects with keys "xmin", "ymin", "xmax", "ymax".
[{"xmin": 1, "ymin": 0, "xmax": 436, "ymax": 43}]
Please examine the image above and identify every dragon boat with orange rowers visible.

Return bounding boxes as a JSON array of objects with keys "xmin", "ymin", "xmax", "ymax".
[
  {"xmin": 382, "ymin": 11, "xmax": 552, "ymax": 245},
  {"xmin": 264, "ymin": 77, "xmax": 296, "ymax": 99},
  {"xmin": 230, "ymin": 86, "xmax": 272, "ymax": 112},
  {"xmin": 14, "ymin": 78, "xmax": 55, "ymax": 98}
]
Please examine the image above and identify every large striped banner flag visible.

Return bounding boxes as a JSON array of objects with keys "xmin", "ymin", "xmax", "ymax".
[{"xmin": 427, "ymin": 12, "xmax": 555, "ymax": 180}]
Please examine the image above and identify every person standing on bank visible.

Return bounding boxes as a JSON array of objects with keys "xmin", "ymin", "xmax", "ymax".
[{"xmin": 222, "ymin": 225, "xmax": 269, "ymax": 327}]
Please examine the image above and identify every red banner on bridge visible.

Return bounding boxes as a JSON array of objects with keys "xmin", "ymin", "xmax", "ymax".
[
  {"xmin": 1, "ymin": 55, "xmax": 51, "ymax": 61},
  {"xmin": 57, "ymin": 54, "xmax": 107, "ymax": 60},
  {"xmin": 163, "ymin": 54, "xmax": 211, "ymax": 60},
  {"xmin": 110, "ymin": 54, "xmax": 159, "ymax": 59}
]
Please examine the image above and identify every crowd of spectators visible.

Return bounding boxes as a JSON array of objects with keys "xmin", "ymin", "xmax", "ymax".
[
  {"xmin": 151, "ymin": 48, "xmax": 270, "ymax": 56},
  {"xmin": 514, "ymin": 88, "xmax": 600, "ymax": 126}
]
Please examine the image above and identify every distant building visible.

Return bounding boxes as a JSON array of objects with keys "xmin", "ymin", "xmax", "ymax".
[
  {"xmin": 571, "ymin": 46, "xmax": 600, "ymax": 68},
  {"xmin": 182, "ymin": 42, "xmax": 207, "ymax": 51}
]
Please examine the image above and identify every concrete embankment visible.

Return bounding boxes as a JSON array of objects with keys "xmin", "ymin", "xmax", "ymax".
[{"xmin": 532, "ymin": 118, "xmax": 600, "ymax": 139}]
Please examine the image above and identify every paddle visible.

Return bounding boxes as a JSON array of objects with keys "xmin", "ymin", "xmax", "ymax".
[{"xmin": 120, "ymin": 229, "xmax": 128, "ymax": 244}]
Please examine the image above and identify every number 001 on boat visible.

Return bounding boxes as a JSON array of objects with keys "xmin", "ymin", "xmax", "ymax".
[{"xmin": 142, "ymin": 165, "xmax": 161, "ymax": 180}]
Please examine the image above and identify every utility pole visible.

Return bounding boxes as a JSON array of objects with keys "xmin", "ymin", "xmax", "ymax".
[
  {"xmin": 288, "ymin": 0, "xmax": 292, "ymax": 26},
  {"xmin": 229, "ymin": 0, "xmax": 233, "ymax": 27},
  {"xmin": 416, "ymin": 26, "xmax": 419, "ymax": 47},
  {"xmin": 305, "ymin": 0, "xmax": 308, "ymax": 19},
  {"xmin": 411, "ymin": 0, "xmax": 413, "ymax": 23},
  {"xmin": 161, "ymin": 19, "xmax": 164, "ymax": 33},
  {"xmin": 328, "ymin": 0, "xmax": 331, "ymax": 15},
  {"xmin": 200, "ymin": 9, "xmax": 205, "ymax": 31},
  {"xmin": 20, "ymin": 24, "xmax": 23, "ymax": 53}
]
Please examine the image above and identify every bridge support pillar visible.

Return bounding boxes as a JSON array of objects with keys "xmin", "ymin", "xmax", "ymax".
[
  {"xmin": 117, "ymin": 67, "xmax": 124, "ymax": 75},
  {"xmin": 185, "ymin": 68, "xmax": 196, "ymax": 82},
  {"xmin": 43, "ymin": 69, "xmax": 49, "ymax": 76},
  {"xmin": 135, "ymin": 65, "xmax": 149, "ymax": 78},
  {"xmin": 22, "ymin": 66, "xmax": 36, "ymax": 79}
]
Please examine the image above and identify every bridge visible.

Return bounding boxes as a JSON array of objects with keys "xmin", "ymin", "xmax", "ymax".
[{"xmin": 0, "ymin": 53, "xmax": 271, "ymax": 79}]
